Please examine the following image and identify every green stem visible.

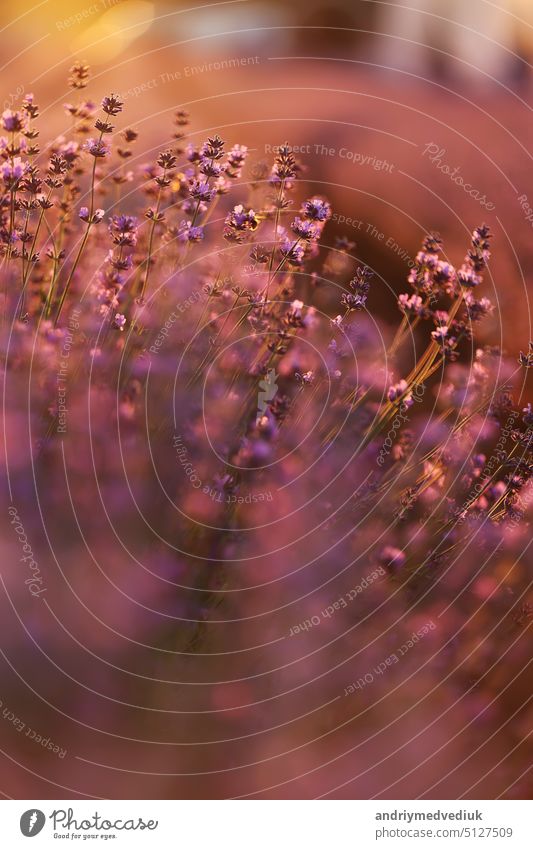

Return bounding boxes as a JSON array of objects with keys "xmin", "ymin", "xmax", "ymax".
[
  {"xmin": 55, "ymin": 130, "xmax": 104, "ymax": 325},
  {"xmin": 137, "ymin": 174, "xmax": 165, "ymax": 305}
]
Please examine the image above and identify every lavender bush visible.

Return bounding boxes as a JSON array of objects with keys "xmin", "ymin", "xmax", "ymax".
[{"xmin": 1, "ymin": 63, "xmax": 532, "ymax": 799}]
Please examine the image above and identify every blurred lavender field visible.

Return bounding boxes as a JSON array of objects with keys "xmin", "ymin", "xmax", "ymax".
[{"xmin": 0, "ymin": 0, "xmax": 532, "ymax": 800}]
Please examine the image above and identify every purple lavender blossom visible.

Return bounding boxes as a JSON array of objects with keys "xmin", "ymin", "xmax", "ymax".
[
  {"xmin": 84, "ymin": 137, "xmax": 110, "ymax": 158},
  {"xmin": 178, "ymin": 221, "xmax": 204, "ymax": 242},
  {"xmin": 1, "ymin": 109, "xmax": 25, "ymax": 132},
  {"xmin": 302, "ymin": 196, "xmax": 331, "ymax": 222}
]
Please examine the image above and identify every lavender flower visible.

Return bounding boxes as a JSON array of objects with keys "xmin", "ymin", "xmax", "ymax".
[
  {"xmin": 1, "ymin": 109, "xmax": 25, "ymax": 132},
  {"xmin": 341, "ymin": 265, "xmax": 372, "ymax": 311},
  {"xmin": 457, "ymin": 225, "xmax": 491, "ymax": 288},
  {"xmin": 178, "ymin": 221, "xmax": 204, "ymax": 242},
  {"xmin": 1, "ymin": 157, "xmax": 27, "ymax": 187},
  {"xmin": 522, "ymin": 403, "xmax": 533, "ymax": 426},
  {"xmin": 431, "ymin": 324, "xmax": 449, "ymax": 342},
  {"xmin": 113, "ymin": 312, "xmax": 127, "ymax": 331},
  {"xmin": 226, "ymin": 143, "xmax": 248, "ymax": 178},
  {"xmin": 290, "ymin": 217, "xmax": 319, "ymax": 240},
  {"xmin": 388, "ymin": 379, "xmax": 413, "ymax": 407},
  {"xmin": 519, "ymin": 342, "xmax": 533, "ymax": 368},
  {"xmin": 101, "ymin": 94, "xmax": 124, "ymax": 116},
  {"xmin": 109, "ymin": 215, "xmax": 138, "ymax": 247},
  {"xmin": 302, "ymin": 197, "xmax": 331, "ymax": 222},
  {"xmin": 68, "ymin": 60, "xmax": 90, "ymax": 89},
  {"xmin": 79, "ymin": 207, "xmax": 104, "ymax": 224},
  {"xmin": 84, "ymin": 138, "xmax": 110, "ymax": 158},
  {"xmin": 398, "ymin": 293, "xmax": 424, "ymax": 315},
  {"xmin": 279, "ymin": 236, "xmax": 305, "ymax": 264},
  {"xmin": 188, "ymin": 179, "xmax": 215, "ymax": 204},
  {"xmin": 465, "ymin": 294, "xmax": 493, "ymax": 322},
  {"xmin": 224, "ymin": 205, "xmax": 258, "ymax": 241},
  {"xmin": 270, "ymin": 143, "xmax": 296, "ymax": 184}
]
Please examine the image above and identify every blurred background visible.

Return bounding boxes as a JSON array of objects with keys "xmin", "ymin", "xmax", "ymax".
[{"xmin": 1, "ymin": 0, "xmax": 532, "ymax": 800}]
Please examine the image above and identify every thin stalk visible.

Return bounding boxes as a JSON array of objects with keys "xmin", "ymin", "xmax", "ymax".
[
  {"xmin": 55, "ymin": 130, "xmax": 104, "ymax": 325},
  {"xmin": 137, "ymin": 165, "xmax": 167, "ymax": 305},
  {"xmin": 187, "ymin": 292, "xmax": 243, "ymax": 387},
  {"xmin": 19, "ymin": 187, "xmax": 54, "ymax": 317},
  {"xmin": 262, "ymin": 179, "xmax": 285, "ymax": 310}
]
